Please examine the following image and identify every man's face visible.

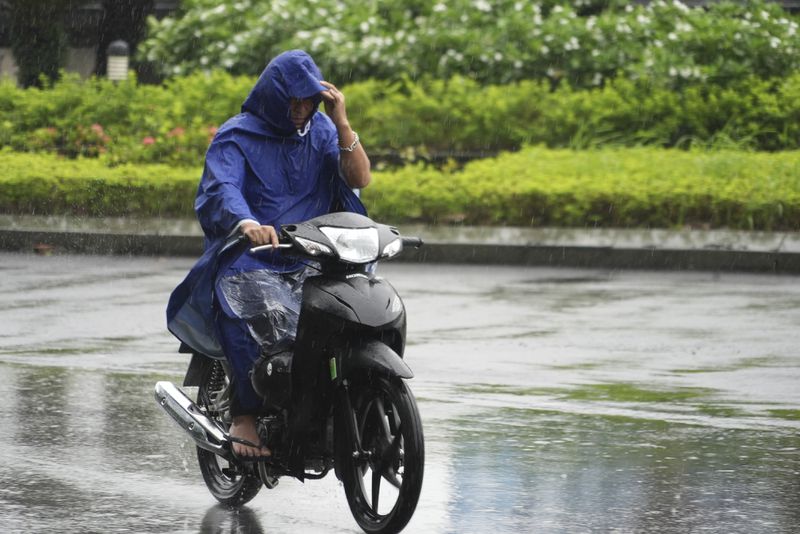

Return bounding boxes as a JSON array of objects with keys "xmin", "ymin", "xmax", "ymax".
[{"xmin": 290, "ymin": 97, "xmax": 314, "ymax": 130}]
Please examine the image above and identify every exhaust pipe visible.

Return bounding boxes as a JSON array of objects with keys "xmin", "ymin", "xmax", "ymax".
[{"xmin": 154, "ymin": 381, "xmax": 230, "ymax": 457}]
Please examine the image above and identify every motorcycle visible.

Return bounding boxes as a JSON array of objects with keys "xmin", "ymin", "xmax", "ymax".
[{"xmin": 155, "ymin": 212, "xmax": 425, "ymax": 534}]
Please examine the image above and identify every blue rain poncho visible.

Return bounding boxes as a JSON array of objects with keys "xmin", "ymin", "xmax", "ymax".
[{"xmin": 166, "ymin": 50, "xmax": 366, "ymax": 357}]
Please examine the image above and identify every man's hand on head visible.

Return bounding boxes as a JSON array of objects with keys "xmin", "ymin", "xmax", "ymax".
[
  {"xmin": 319, "ymin": 81, "xmax": 349, "ymax": 129},
  {"xmin": 240, "ymin": 221, "xmax": 279, "ymax": 248}
]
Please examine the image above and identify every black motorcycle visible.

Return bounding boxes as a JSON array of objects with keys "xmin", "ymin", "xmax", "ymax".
[{"xmin": 155, "ymin": 212, "xmax": 424, "ymax": 534}]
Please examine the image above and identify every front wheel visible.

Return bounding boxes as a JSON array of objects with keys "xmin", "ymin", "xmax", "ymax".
[{"xmin": 340, "ymin": 376, "xmax": 424, "ymax": 534}]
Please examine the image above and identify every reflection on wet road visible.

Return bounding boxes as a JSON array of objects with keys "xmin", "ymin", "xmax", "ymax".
[{"xmin": 0, "ymin": 253, "xmax": 798, "ymax": 533}]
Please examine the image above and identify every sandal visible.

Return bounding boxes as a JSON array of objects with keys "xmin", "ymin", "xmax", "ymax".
[{"xmin": 229, "ymin": 435, "xmax": 273, "ymax": 462}]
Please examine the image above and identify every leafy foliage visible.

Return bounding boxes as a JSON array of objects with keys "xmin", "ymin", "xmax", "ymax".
[
  {"xmin": 138, "ymin": 0, "xmax": 800, "ymax": 89},
  {"xmin": 2, "ymin": 71, "xmax": 800, "ymax": 167},
  {"xmin": 2, "ymin": 148, "xmax": 798, "ymax": 230},
  {"xmin": 0, "ymin": 150, "xmax": 197, "ymax": 217},
  {"xmin": 363, "ymin": 146, "xmax": 800, "ymax": 230}
]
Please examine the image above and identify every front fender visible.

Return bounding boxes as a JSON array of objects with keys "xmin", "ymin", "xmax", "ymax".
[{"xmin": 341, "ymin": 339, "xmax": 413, "ymax": 380}]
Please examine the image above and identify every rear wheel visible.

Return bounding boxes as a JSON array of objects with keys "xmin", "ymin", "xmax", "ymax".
[
  {"xmin": 196, "ymin": 359, "xmax": 262, "ymax": 506},
  {"xmin": 340, "ymin": 376, "xmax": 424, "ymax": 534}
]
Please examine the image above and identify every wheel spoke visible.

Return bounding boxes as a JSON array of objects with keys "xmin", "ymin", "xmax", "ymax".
[
  {"xmin": 371, "ymin": 467, "xmax": 381, "ymax": 513},
  {"xmin": 381, "ymin": 466, "xmax": 402, "ymax": 489},
  {"xmin": 380, "ymin": 429, "xmax": 404, "ymax": 488}
]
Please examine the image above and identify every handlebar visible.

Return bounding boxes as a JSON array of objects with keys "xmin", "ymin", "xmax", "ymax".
[
  {"xmin": 225, "ymin": 231, "xmax": 424, "ymax": 258},
  {"xmin": 249, "ymin": 243, "xmax": 293, "ymax": 253},
  {"xmin": 401, "ymin": 236, "xmax": 424, "ymax": 249}
]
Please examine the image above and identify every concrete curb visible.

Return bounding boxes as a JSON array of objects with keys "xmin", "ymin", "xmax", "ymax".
[{"xmin": 2, "ymin": 228, "xmax": 799, "ymax": 274}]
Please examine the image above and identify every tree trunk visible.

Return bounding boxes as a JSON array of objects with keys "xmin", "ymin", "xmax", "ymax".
[{"xmin": 8, "ymin": 1, "xmax": 71, "ymax": 87}]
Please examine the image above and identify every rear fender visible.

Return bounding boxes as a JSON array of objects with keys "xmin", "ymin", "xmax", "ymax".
[
  {"xmin": 340, "ymin": 339, "xmax": 413, "ymax": 380},
  {"xmin": 182, "ymin": 352, "xmax": 215, "ymax": 387}
]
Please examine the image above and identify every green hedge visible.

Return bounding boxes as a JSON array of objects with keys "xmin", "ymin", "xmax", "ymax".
[
  {"xmin": 2, "ymin": 148, "xmax": 799, "ymax": 230},
  {"xmin": 0, "ymin": 150, "xmax": 198, "ymax": 217},
  {"xmin": 362, "ymin": 146, "xmax": 800, "ymax": 230},
  {"xmin": 3, "ymin": 72, "xmax": 800, "ymax": 167}
]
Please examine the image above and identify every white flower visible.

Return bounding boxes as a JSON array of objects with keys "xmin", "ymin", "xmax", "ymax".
[
  {"xmin": 540, "ymin": 45, "xmax": 550, "ymax": 55},
  {"xmin": 770, "ymin": 36, "xmax": 781, "ymax": 48},
  {"xmin": 667, "ymin": 32, "xmax": 678, "ymax": 41},
  {"xmin": 675, "ymin": 21, "xmax": 692, "ymax": 33},
  {"xmin": 494, "ymin": 52, "xmax": 503, "ymax": 61},
  {"xmin": 433, "ymin": 3, "xmax": 446, "ymax": 13},
  {"xmin": 474, "ymin": 0, "xmax": 492, "ymax": 12},
  {"xmin": 565, "ymin": 37, "xmax": 580, "ymax": 51},
  {"xmin": 673, "ymin": 1, "xmax": 689, "ymax": 12},
  {"xmin": 513, "ymin": 59, "xmax": 523, "ymax": 68},
  {"xmin": 669, "ymin": 66, "xmax": 677, "ymax": 77},
  {"xmin": 586, "ymin": 16, "xmax": 596, "ymax": 30},
  {"xmin": 592, "ymin": 72, "xmax": 603, "ymax": 85},
  {"xmin": 359, "ymin": 21, "xmax": 369, "ymax": 33},
  {"xmin": 637, "ymin": 15, "xmax": 651, "ymax": 25},
  {"xmin": 553, "ymin": 5, "xmax": 563, "ymax": 14}
]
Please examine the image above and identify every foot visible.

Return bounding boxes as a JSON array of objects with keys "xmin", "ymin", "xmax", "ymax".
[{"xmin": 229, "ymin": 415, "xmax": 271, "ymax": 459}]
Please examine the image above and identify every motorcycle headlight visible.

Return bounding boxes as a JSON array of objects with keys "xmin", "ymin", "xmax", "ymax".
[{"xmin": 319, "ymin": 226, "xmax": 379, "ymax": 263}]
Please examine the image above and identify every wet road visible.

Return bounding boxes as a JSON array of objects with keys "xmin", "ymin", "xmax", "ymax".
[{"xmin": 0, "ymin": 252, "xmax": 798, "ymax": 533}]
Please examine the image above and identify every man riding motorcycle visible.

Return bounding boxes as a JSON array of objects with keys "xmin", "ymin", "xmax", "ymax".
[{"xmin": 166, "ymin": 50, "xmax": 371, "ymax": 460}]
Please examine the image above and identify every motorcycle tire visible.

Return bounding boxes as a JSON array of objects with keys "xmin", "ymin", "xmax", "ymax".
[
  {"xmin": 340, "ymin": 375, "xmax": 424, "ymax": 534},
  {"xmin": 196, "ymin": 359, "xmax": 262, "ymax": 507}
]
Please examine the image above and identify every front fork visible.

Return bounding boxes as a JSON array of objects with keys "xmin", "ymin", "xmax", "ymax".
[{"xmin": 335, "ymin": 379, "xmax": 372, "ymax": 479}]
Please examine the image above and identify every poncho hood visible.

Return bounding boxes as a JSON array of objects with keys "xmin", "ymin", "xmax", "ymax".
[{"xmin": 241, "ymin": 50, "xmax": 326, "ymax": 136}]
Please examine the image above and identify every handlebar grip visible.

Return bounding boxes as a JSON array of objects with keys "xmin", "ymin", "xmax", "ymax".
[{"xmin": 401, "ymin": 236, "xmax": 424, "ymax": 249}]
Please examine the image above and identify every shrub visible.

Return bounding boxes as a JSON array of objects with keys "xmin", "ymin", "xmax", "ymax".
[
  {"xmin": 2, "ymin": 72, "xmax": 800, "ymax": 167},
  {"xmin": 0, "ymin": 150, "xmax": 198, "ymax": 217},
  {"xmin": 2, "ymin": 147, "xmax": 799, "ymax": 231},
  {"xmin": 139, "ymin": 0, "xmax": 800, "ymax": 89}
]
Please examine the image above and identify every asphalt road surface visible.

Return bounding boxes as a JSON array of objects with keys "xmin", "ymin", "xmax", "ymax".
[{"xmin": 0, "ymin": 252, "xmax": 798, "ymax": 533}]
